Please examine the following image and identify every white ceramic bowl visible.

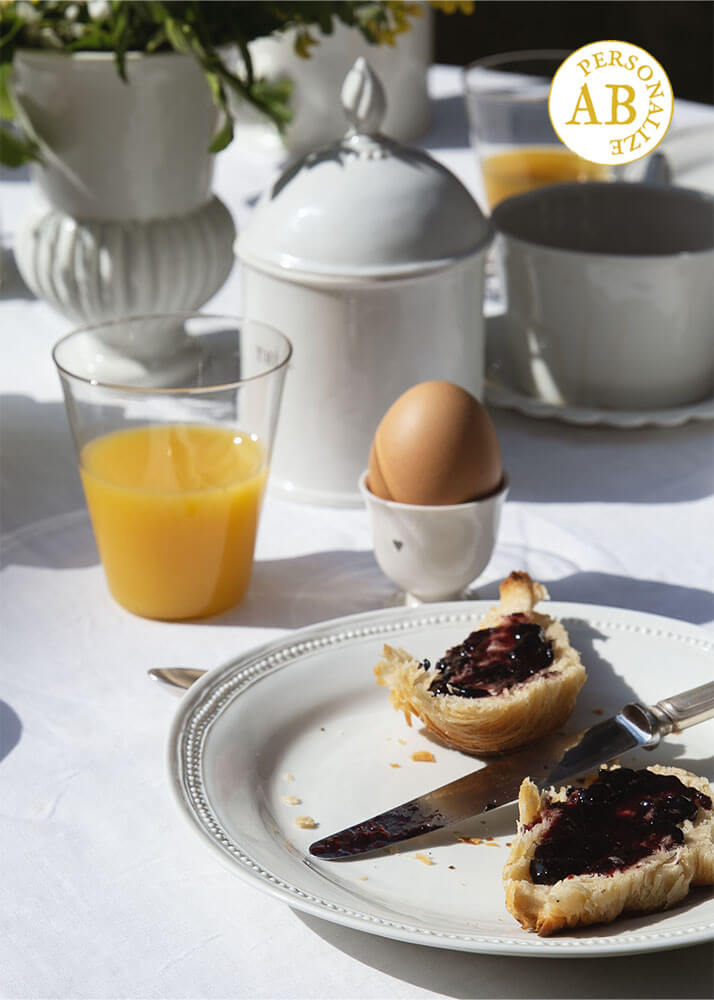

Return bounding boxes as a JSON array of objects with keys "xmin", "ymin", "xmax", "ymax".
[
  {"xmin": 360, "ymin": 472, "xmax": 508, "ymax": 604},
  {"xmin": 492, "ymin": 182, "xmax": 714, "ymax": 410}
]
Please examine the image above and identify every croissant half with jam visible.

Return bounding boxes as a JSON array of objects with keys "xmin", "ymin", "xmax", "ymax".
[
  {"xmin": 503, "ymin": 764, "xmax": 714, "ymax": 936},
  {"xmin": 374, "ymin": 572, "xmax": 587, "ymax": 755}
]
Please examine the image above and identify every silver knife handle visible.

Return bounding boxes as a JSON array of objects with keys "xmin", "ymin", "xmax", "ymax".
[{"xmin": 650, "ymin": 682, "xmax": 714, "ymax": 734}]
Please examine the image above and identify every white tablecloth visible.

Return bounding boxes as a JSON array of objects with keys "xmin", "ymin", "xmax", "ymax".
[{"xmin": 2, "ymin": 66, "xmax": 713, "ymax": 999}]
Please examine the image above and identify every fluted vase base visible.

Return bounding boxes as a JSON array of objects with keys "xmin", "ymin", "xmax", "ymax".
[{"xmin": 15, "ymin": 195, "xmax": 236, "ymax": 327}]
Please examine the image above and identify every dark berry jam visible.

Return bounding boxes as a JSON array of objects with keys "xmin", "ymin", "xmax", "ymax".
[
  {"xmin": 427, "ymin": 614, "xmax": 554, "ymax": 698},
  {"xmin": 530, "ymin": 767, "xmax": 712, "ymax": 885},
  {"xmin": 309, "ymin": 800, "xmax": 445, "ymax": 859}
]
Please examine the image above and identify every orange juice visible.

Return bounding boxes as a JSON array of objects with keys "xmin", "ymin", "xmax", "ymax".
[
  {"xmin": 482, "ymin": 146, "xmax": 608, "ymax": 207},
  {"xmin": 80, "ymin": 424, "xmax": 267, "ymax": 620}
]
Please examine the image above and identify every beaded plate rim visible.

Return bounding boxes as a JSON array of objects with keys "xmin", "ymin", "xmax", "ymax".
[{"xmin": 168, "ymin": 600, "xmax": 714, "ymax": 957}]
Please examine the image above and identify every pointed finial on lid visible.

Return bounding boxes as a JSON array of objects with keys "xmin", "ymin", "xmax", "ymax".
[{"xmin": 341, "ymin": 57, "xmax": 387, "ymax": 135}]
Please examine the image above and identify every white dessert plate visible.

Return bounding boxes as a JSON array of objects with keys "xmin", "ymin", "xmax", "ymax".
[
  {"xmin": 168, "ymin": 600, "xmax": 714, "ymax": 958},
  {"xmin": 484, "ymin": 316, "xmax": 714, "ymax": 428}
]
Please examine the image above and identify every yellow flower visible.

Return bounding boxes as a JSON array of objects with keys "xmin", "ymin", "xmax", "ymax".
[
  {"xmin": 386, "ymin": 0, "xmax": 423, "ymax": 33},
  {"xmin": 294, "ymin": 29, "xmax": 319, "ymax": 59},
  {"xmin": 431, "ymin": 1, "xmax": 475, "ymax": 13}
]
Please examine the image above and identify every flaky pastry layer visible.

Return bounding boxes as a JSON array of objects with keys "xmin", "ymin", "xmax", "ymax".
[
  {"xmin": 503, "ymin": 764, "xmax": 714, "ymax": 936},
  {"xmin": 374, "ymin": 571, "xmax": 587, "ymax": 755}
]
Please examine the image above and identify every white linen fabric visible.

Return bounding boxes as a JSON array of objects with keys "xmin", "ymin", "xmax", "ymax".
[{"xmin": 1, "ymin": 67, "xmax": 713, "ymax": 999}]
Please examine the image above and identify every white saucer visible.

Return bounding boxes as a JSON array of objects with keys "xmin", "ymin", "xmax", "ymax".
[{"xmin": 484, "ymin": 316, "xmax": 714, "ymax": 428}]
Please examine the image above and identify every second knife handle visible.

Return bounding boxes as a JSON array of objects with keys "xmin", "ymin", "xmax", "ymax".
[{"xmin": 654, "ymin": 682, "xmax": 714, "ymax": 732}]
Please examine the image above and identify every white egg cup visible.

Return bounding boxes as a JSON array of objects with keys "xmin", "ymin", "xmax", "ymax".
[{"xmin": 359, "ymin": 472, "xmax": 508, "ymax": 606}]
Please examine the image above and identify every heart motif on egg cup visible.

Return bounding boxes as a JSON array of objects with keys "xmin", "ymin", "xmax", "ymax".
[{"xmin": 360, "ymin": 471, "xmax": 509, "ymax": 606}]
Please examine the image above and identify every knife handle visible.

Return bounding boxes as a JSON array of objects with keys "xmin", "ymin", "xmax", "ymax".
[{"xmin": 651, "ymin": 682, "xmax": 714, "ymax": 734}]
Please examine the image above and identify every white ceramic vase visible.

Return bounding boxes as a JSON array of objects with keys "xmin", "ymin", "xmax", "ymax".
[
  {"xmin": 238, "ymin": 10, "xmax": 433, "ymax": 156},
  {"xmin": 11, "ymin": 51, "xmax": 236, "ymax": 326}
]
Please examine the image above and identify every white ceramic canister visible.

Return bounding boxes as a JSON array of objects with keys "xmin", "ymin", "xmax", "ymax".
[{"xmin": 238, "ymin": 59, "xmax": 491, "ymax": 506}]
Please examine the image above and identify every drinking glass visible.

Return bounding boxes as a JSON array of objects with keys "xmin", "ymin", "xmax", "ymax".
[
  {"xmin": 53, "ymin": 313, "xmax": 291, "ymax": 620},
  {"xmin": 463, "ymin": 50, "xmax": 609, "ymax": 213}
]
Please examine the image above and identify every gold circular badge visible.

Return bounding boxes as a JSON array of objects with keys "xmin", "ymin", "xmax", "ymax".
[{"xmin": 549, "ymin": 41, "xmax": 674, "ymax": 166}]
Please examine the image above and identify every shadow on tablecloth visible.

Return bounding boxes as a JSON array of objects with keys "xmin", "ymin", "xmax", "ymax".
[
  {"xmin": 212, "ymin": 560, "xmax": 714, "ymax": 630},
  {"xmin": 293, "ymin": 907, "xmax": 714, "ymax": 999},
  {"xmin": 0, "ymin": 700, "xmax": 22, "ymax": 763},
  {"xmin": 1, "ymin": 394, "xmax": 85, "ymax": 535},
  {"xmin": 493, "ymin": 409, "xmax": 714, "ymax": 504}
]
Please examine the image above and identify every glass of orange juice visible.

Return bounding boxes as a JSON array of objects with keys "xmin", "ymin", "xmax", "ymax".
[
  {"xmin": 53, "ymin": 313, "xmax": 292, "ymax": 621},
  {"xmin": 463, "ymin": 50, "xmax": 610, "ymax": 213}
]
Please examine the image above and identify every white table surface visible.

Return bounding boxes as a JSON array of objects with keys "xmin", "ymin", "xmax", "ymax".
[{"xmin": 2, "ymin": 65, "xmax": 713, "ymax": 999}]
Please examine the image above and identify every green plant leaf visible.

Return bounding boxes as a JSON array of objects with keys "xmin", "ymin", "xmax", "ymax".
[
  {"xmin": 251, "ymin": 77, "xmax": 293, "ymax": 126},
  {"xmin": 208, "ymin": 119, "xmax": 233, "ymax": 154},
  {"xmin": 0, "ymin": 123, "xmax": 38, "ymax": 167},
  {"xmin": 0, "ymin": 0, "xmax": 443, "ymax": 156},
  {"xmin": 163, "ymin": 16, "xmax": 191, "ymax": 54},
  {"xmin": 0, "ymin": 63, "xmax": 16, "ymax": 120},
  {"xmin": 0, "ymin": 20, "xmax": 24, "ymax": 64}
]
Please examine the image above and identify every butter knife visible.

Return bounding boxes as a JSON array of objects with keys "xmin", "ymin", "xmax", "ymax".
[{"xmin": 309, "ymin": 682, "xmax": 714, "ymax": 860}]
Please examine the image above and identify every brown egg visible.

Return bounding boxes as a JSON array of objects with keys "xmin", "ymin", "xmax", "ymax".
[{"xmin": 367, "ymin": 381, "xmax": 503, "ymax": 505}]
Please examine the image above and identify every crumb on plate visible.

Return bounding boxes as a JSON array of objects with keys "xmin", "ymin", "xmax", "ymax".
[
  {"xmin": 282, "ymin": 795, "xmax": 302, "ymax": 806},
  {"xmin": 415, "ymin": 852, "xmax": 434, "ymax": 866},
  {"xmin": 294, "ymin": 816, "xmax": 317, "ymax": 830},
  {"xmin": 411, "ymin": 751, "xmax": 435, "ymax": 763}
]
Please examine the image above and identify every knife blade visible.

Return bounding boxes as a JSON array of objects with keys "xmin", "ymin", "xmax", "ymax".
[
  {"xmin": 308, "ymin": 728, "xmax": 581, "ymax": 860},
  {"xmin": 542, "ymin": 681, "xmax": 714, "ymax": 788},
  {"xmin": 308, "ymin": 682, "xmax": 714, "ymax": 860}
]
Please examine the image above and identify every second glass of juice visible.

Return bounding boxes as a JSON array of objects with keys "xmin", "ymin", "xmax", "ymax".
[
  {"xmin": 463, "ymin": 50, "xmax": 608, "ymax": 212},
  {"xmin": 53, "ymin": 314, "xmax": 291, "ymax": 621}
]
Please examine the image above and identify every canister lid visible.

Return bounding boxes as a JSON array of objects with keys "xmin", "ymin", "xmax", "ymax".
[{"xmin": 237, "ymin": 58, "xmax": 490, "ymax": 280}]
